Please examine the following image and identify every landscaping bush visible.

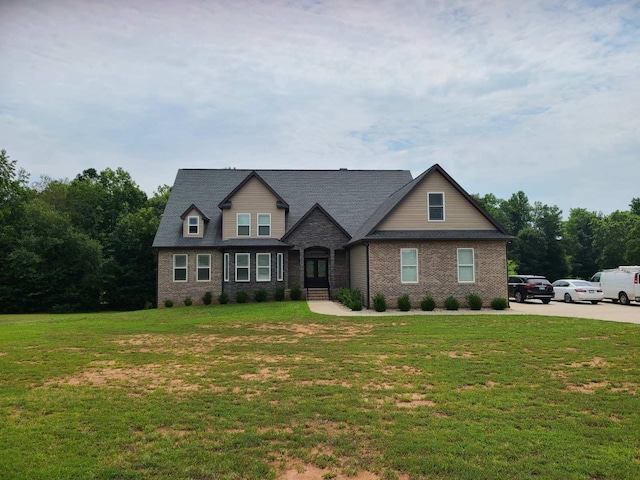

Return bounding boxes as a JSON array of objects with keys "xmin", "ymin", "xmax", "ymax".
[
  {"xmin": 444, "ymin": 296, "xmax": 459, "ymax": 311},
  {"xmin": 350, "ymin": 298, "xmax": 362, "ymax": 311},
  {"xmin": 290, "ymin": 286, "xmax": 302, "ymax": 301},
  {"xmin": 218, "ymin": 292, "xmax": 229, "ymax": 305},
  {"xmin": 254, "ymin": 288, "xmax": 267, "ymax": 302},
  {"xmin": 336, "ymin": 287, "xmax": 363, "ymax": 311},
  {"xmin": 421, "ymin": 295, "xmax": 436, "ymax": 311},
  {"xmin": 163, "ymin": 299, "xmax": 173, "ymax": 308},
  {"xmin": 202, "ymin": 291, "xmax": 213, "ymax": 306},
  {"xmin": 491, "ymin": 297, "xmax": 509, "ymax": 310},
  {"xmin": 183, "ymin": 297, "xmax": 193, "ymax": 306},
  {"xmin": 397, "ymin": 294, "xmax": 411, "ymax": 312},
  {"xmin": 235, "ymin": 291, "xmax": 248, "ymax": 304},
  {"xmin": 274, "ymin": 286, "xmax": 285, "ymax": 301},
  {"xmin": 373, "ymin": 293, "xmax": 387, "ymax": 312},
  {"xmin": 467, "ymin": 293, "xmax": 483, "ymax": 310},
  {"xmin": 144, "ymin": 301, "xmax": 154, "ymax": 310}
]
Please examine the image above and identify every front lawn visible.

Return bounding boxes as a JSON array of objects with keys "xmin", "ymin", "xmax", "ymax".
[{"xmin": 1, "ymin": 303, "xmax": 639, "ymax": 479}]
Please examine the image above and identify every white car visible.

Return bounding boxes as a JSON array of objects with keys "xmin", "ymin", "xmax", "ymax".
[{"xmin": 551, "ymin": 279, "xmax": 604, "ymax": 304}]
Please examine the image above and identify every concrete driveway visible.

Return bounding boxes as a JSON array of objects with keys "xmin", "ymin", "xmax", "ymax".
[{"xmin": 308, "ymin": 299, "xmax": 640, "ymax": 324}]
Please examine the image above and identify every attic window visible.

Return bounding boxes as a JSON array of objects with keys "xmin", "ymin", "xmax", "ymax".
[
  {"xmin": 237, "ymin": 214, "xmax": 250, "ymax": 236},
  {"xmin": 258, "ymin": 214, "xmax": 271, "ymax": 237},
  {"xmin": 188, "ymin": 216, "xmax": 199, "ymax": 234},
  {"xmin": 428, "ymin": 192, "xmax": 445, "ymax": 221}
]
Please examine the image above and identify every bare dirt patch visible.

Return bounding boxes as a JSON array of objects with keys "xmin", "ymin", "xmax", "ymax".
[
  {"xmin": 565, "ymin": 381, "xmax": 610, "ymax": 394},
  {"xmin": 568, "ymin": 357, "xmax": 609, "ymax": 368},
  {"xmin": 443, "ymin": 351, "xmax": 474, "ymax": 358},
  {"xmin": 276, "ymin": 460, "xmax": 410, "ymax": 480},
  {"xmin": 395, "ymin": 393, "xmax": 436, "ymax": 408},
  {"xmin": 240, "ymin": 368, "xmax": 290, "ymax": 382}
]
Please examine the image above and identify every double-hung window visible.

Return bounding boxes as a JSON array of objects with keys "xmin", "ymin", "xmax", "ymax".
[
  {"xmin": 257, "ymin": 214, "xmax": 271, "ymax": 237},
  {"xmin": 188, "ymin": 216, "xmax": 199, "ymax": 234},
  {"xmin": 197, "ymin": 254, "xmax": 210, "ymax": 281},
  {"xmin": 173, "ymin": 254, "xmax": 188, "ymax": 282},
  {"xmin": 428, "ymin": 193, "xmax": 445, "ymax": 221},
  {"xmin": 457, "ymin": 248, "xmax": 475, "ymax": 283},
  {"xmin": 236, "ymin": 253, "xmax": 250, "ymax": 282},
  {"xmin": 223, "ymin": 253, "xmax": 230, "ymax": 282},
  {"xmin": 237, "ymin": 214, "xmax": 250, "ymax": 236},
  {"xmin": 276, "ymin": 253, "xmax": 284, "ymax": 281},
  {"xmin": 400, "ymin": 248, "xmax": 418, "ymax": 284},
  {"xmin": 256, "ymin": 253, "xmax": 271, "ymax": 282}
]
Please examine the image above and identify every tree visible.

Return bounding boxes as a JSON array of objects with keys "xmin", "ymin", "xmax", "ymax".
[
  {"xmin": 513, "ymin": 226, "xmax": 547, "ymax": 275},
  {"xmin": 592, "ymin": 211, "xmax": 639, "ymax": 269},
  {"xmin": 563, "ymin": 208, "xmax": 600, "ymax": 279},
  {"xmin": 471, "ymin": 193, "xmax": 510, "ymax": 231},
  {"xmin": 502, "ymin": 191, "xmax": 532, "ymax": 236},
  {"xmin": 630, "ymin": 197, "xmax": 640, "ymax": 216}
]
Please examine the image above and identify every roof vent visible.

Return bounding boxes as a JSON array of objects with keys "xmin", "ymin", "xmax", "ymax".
[{"xmin": 339, "ymin": 168, "xmax": 347, "ymax": 171}]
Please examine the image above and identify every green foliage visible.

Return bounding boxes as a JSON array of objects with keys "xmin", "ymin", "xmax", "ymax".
[
  {"xmin": 290, "ymin": 286, "xmax": 302, "ymax": 301},
  {"xmin": 336, "ymin": 288, "xmax": 362, "ymax": 311},
  {"xmin": 373, "ymin": 293, "xmax": 387, "ymax": 312},
  {"xmin": 397, "ymin": 294, "xmax": 411, "ymax": 311},
  {"xmin": 491, "ymin": 297, "xmax": 509, "ymax": 310},
  {"xmin": 444, "ymin": 296, "xmax": 459, "ymax": 311},
  {"xmin": 254, "ymin": 288, "xmax": 267, "ymax": 302},
  {"xmin": 563, "ymin": 208, "xmax": 600, "ymax": 279},
  {"xmin": 235, "ymin": 291, "xmax": 248, "ymax": 304},
  {"xmin": 467, "ymin": 293, "xmax": 483, "ymax": 310},
  {"xmin": 183, "ymin": 297, "xmax": 192, "ymax": 306},
  {"xmin": 421, "ymin": 295, "xmax": 436, "ymax": 311},
  {"xmin": 274, "ymin": 286, "xmax": 285, "ymax": 301},
  {"xmin": 202, "ymin": 291, "xmax": 213, "ymax": 305},
  {"xmin": 218, "ymin": 292, "xmax": 229, "ymax": 305},
  {"xmin": 163, "ymin": 299, "xmax": 173, "ymax": 308}
]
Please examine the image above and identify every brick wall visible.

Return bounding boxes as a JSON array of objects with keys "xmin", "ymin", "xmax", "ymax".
[{"xmin": 368, "ymin": 240, "xmax": 508, "ymax": 308}]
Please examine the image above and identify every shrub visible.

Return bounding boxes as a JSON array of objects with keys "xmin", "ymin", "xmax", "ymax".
[
  {"xmin": 351, "ymin": 298, "xmax": 362, "ymax": 311},
  {"xmin": 290, "ymin": 286, "xmax": 302, "ymax": 301},
  {"xmin": 144, "ymin": 301, "xmax": 154, "ymax": 310},
  {"xmin": 421, "ymin": 295, "xmax": 436, "ymax": 311},
  {"xmin": 235, "ymin": 291, "xmax": 248, "ymax": 304},
  {"xmin": 274, "ymin": 286, "xmax": 285, "ymax": 301},
  {"xmin": 254, "ymin": 288, "xmax": 267, "ymax": 302},
  {"xmin": 467, "ymin": 293, "xmax": 483, "ymax": 310},
  {"xmin": 491, "ymin": 297, "xmax": 508, "ymax": 310},
  {"xmin": 164, "ymin": 299, "xmax": 174, "ymax": 308},
  {"xmin": 218, "ymin": 292, "xmax": 229, "ymax": 305},
  {"xmin": 397, "ymin": 294, "xmax": 411, "ymax": 312},
  {"xmin": 373, "ymin": 293, "xmax": 387, "ymax": 312},
  {"xmin": 184, "ymin": 297, "xmax": 193, "ymax": 306},
  {"xmin": 202, "ymin": 291, "xmax": 213, "ymax": 305},
  {"xmin": 444, "ymin": 296, "xmax": 459, "ymax": 311},
  {"xmin": 336, "ymin": 287, "xmax": 362, "ymax": 311}
]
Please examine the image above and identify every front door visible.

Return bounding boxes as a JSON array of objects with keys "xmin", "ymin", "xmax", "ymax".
[{"xmin": 305, "ymin": 258, "xmax": 328, "ymax": 288}]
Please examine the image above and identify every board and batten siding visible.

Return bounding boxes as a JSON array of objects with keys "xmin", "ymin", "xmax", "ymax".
[
  {"xmin": 349, "ymin": 244, "xmax": 368, "ymax": 298},
  {"xmin": 222, "ymin": 177, "xmax": 286, "ymax": 240},
  {"xmin": 377, "ymin": 170, "xmax": 495, "ymax": 231}
]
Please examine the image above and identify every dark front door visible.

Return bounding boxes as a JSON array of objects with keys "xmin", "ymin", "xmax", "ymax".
[{"xmin": 305, "ymin": 258, "xmax": 328, "ymax": 288}]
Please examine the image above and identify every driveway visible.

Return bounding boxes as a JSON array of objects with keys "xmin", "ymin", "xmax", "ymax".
[{"xmin": 307, "ymin": 299, "xmax": 640, "ymax": 324}]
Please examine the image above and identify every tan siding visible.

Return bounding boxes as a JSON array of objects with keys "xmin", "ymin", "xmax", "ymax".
[
  {"xmin": 182, "ymin": 208, "xmax": 204, "ymax": 238},
  {"xmin": 221, "ymin": 177, "xmax": 286, "ymax": 240},
  {"xmin": 378, "ymin": 171, "xmax": 495, "ymax": 231},
  {"xmin": 349, "ymin": 245, "xmax": 368, "ymax": 298}
]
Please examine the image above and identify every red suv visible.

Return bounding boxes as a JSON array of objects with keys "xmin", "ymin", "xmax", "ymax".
[{"xmin": 508, "ymin": 275, "xmax": 554, "ymax": 304}]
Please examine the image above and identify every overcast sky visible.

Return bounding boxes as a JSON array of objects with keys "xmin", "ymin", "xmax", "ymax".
[{"xmin": 1, "ymin": 0, "xmax": 639, "ymax": 216}]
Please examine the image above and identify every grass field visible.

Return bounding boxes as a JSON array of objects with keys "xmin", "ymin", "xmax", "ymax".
[{"xmin": 1, "ymin": 302, "xmax": 639, "ymax": 480}]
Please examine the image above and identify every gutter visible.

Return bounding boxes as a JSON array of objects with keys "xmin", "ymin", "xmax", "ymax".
[{"xmin": 365, "ymin": 242, "xmax": 370, "ymax": 309}]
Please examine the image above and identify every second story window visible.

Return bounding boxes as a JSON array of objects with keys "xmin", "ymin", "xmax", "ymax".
[
  {"xmin": 428, "ymin": 192, "xmax": 445, "ymax": 221},
  {"xmin": 237, "ymin": 213, "xmax": 250, "ymax": 236},
  {"xmin": 258, "ymin": 214, "xmax": 271, "ymax": 236},
  {"xmin": 188, "ymin": 216, "xmax": 199, "ymax": 234}
]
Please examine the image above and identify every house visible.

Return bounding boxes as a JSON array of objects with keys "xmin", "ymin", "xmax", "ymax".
[{"xmin": 152, "ymin": 164, "xmax": 513, "ymax": 308}]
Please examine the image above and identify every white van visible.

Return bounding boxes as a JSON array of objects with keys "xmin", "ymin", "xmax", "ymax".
[{"xmin": 590, "ymin": 266, "xmax": 640, "ymax": 305}]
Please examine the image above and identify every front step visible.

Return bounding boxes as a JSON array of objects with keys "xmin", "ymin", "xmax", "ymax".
[{"xmin": 306, "ymin": 288, "xmax": 330, "ymax": 301}]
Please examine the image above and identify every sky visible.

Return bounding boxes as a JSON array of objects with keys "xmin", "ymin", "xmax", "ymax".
[{"xmin": 1, "ymin": 0, "xmax": 639, "ymax": 216}]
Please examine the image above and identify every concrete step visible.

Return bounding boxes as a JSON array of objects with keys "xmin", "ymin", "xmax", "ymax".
[{"xmin": 306, "ymin": 288, "xmax": 330, "ymax": 301}]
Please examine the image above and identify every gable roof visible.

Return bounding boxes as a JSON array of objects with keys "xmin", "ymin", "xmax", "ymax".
[
  {"xmin": 281, "ymin": 203, "xmax": 351, "ymax": 242},
  {"xmin": 217, "ymin": 170, "xmax": 289, "ymax": 211},
  {"xmin": 180, "ymin": 204, "xmax": 210, "ymax": 222},
  {"xmin": 347, "ymin": 164, "xmax": 512, "ymax": 245}
]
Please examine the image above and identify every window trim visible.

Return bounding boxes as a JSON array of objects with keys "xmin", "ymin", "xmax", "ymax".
[
  {"xmin": 256, "ymin": 253, "xmax": 271, "ymax": 282},
  {"xmin": 257, "ymin": 213, "xmax": 271, "ymax": 237},
  {"xmin": 237, "ymin": 213, "xmax": 251, "ymax": 237},
  {"xmin": 428, "ymin": 192, "xmax": 445, "ymax": 222},
  {"xmin": 457, "ymin": 248, "xmax": 475, "ymax": 283},
  {"xmin": 196, "ymin": 254, "xmax": 211, "ymax": 282},
  {"xmin": 173, "ymin": 254, "xmax": 188, "ymax": 282},
  {"xmin": 400, "ymin": 248, "xmax": 418, "ymax": 284},
  {"xmin": 235, "ymin": 253, "xmax": 250, "ymax": 282},
  {"xmin": 187, "ymin": 215, "xmax": 199, "ymax": 235},
  {"xmin": 223, "ymin": 253, "xmax": 230, "ymax": 282},
  {"xmin": 276, "ymin": 253, "xmax": 284, "ymax": 282}
]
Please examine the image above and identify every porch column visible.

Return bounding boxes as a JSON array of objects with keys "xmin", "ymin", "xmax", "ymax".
[
  {"xmin": 299, "ymin": 249, "xmax": 305, "ymax": 289},
  {"xmin": 329, "ymin": 249, "xmax": 336, "ymax": 293}
]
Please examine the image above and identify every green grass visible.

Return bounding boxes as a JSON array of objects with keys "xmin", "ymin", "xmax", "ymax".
[{"xmin": 1, "ymin": 303, "xmax": 639, "ymax": 479}]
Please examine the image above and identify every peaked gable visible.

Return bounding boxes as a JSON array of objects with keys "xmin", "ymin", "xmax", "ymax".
[
  {"xmin": 281, "ymin": 203, "xmax": 351, "ymax": 243},
  {"xmin": 218, "ymin": 171, "xmax": 289, "ymax": 211}
]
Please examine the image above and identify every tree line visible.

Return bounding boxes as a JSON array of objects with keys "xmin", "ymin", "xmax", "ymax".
[{"xmin": 1, "ymin": 148, "xmax": 639, "ymax": 313}]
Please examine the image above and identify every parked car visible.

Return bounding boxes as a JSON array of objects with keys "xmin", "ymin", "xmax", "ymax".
[
  {"xmin": 508, "ymin": 275, "xmax": 554, "ymax": 303},
  {"xmin": 590, "ymin": 266, "xmax": 640, "ymax": 305},
  {"xmin": 551, "ymin": 279, "xmax": 603, "ymax": 304}
]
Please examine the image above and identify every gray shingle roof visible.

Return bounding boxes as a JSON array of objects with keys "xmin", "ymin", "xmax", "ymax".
[{"xmin": 153, "ymin": 169, "xmax": 413, "ymax": 248}]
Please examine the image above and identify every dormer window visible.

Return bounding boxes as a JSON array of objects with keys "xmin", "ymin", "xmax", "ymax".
[
  {"xmin": 428, "ymin": 192, "xmax": 445, "ymax": 221},
  {"xmin": 237, "ymin": 213, "xmax": 250, "ymax": 236},
  {"xmin": 188, "ymin": 216, "xmax": 199, "ymax": 235},
  {"xmin": 257, "ymin": 214, "xmax": 271, "ymax": 236}
]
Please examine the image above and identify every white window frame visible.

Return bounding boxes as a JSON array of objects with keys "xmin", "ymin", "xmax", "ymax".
[
  {"xmin": 235, "ymin": 253, "xmax": 250, "ymax": 282},
  {"xmin": 197, "ymin": 254, "xmax": 211, "ymax": 282},
  {"xmin": 400, "ymin": 248, "xmax": 418, "ymax": 284},
  {"xmin": 237, "ymin": 213, "xmax": 250, "ymax": 237},
  {"xmin": 173, "ymin": 254, "xmax": 188, "ymax": 282},
  {"xmin": 457, "ymin": 248, "xmax": 475, "ymax": 283},
  {"xmin": 276, "ymin": 253, "xmax": 284, "ymax": 282},
  {"xmin": 256, "ymin": 253, "xmax": 271, "ymax": 282},
  {"xmin": 223, "ymin": 253, "xmax": 230, "ymax": 282},
  {"xmin": 188, "ymin": 216, "xmax": 199, "ymax": 235},
  {"xmin": 257, "ymin": 213, "xmax": 271, "ymax": 237},
  {"xmin": 428, "ymin": 192, "xmax": 445, "ymax": 222}
]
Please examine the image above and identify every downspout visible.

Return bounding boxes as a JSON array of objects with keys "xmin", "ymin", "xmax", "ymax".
[{"xmin": 365, "ymin": 242, "xmax": 370, "ymax": 309}]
